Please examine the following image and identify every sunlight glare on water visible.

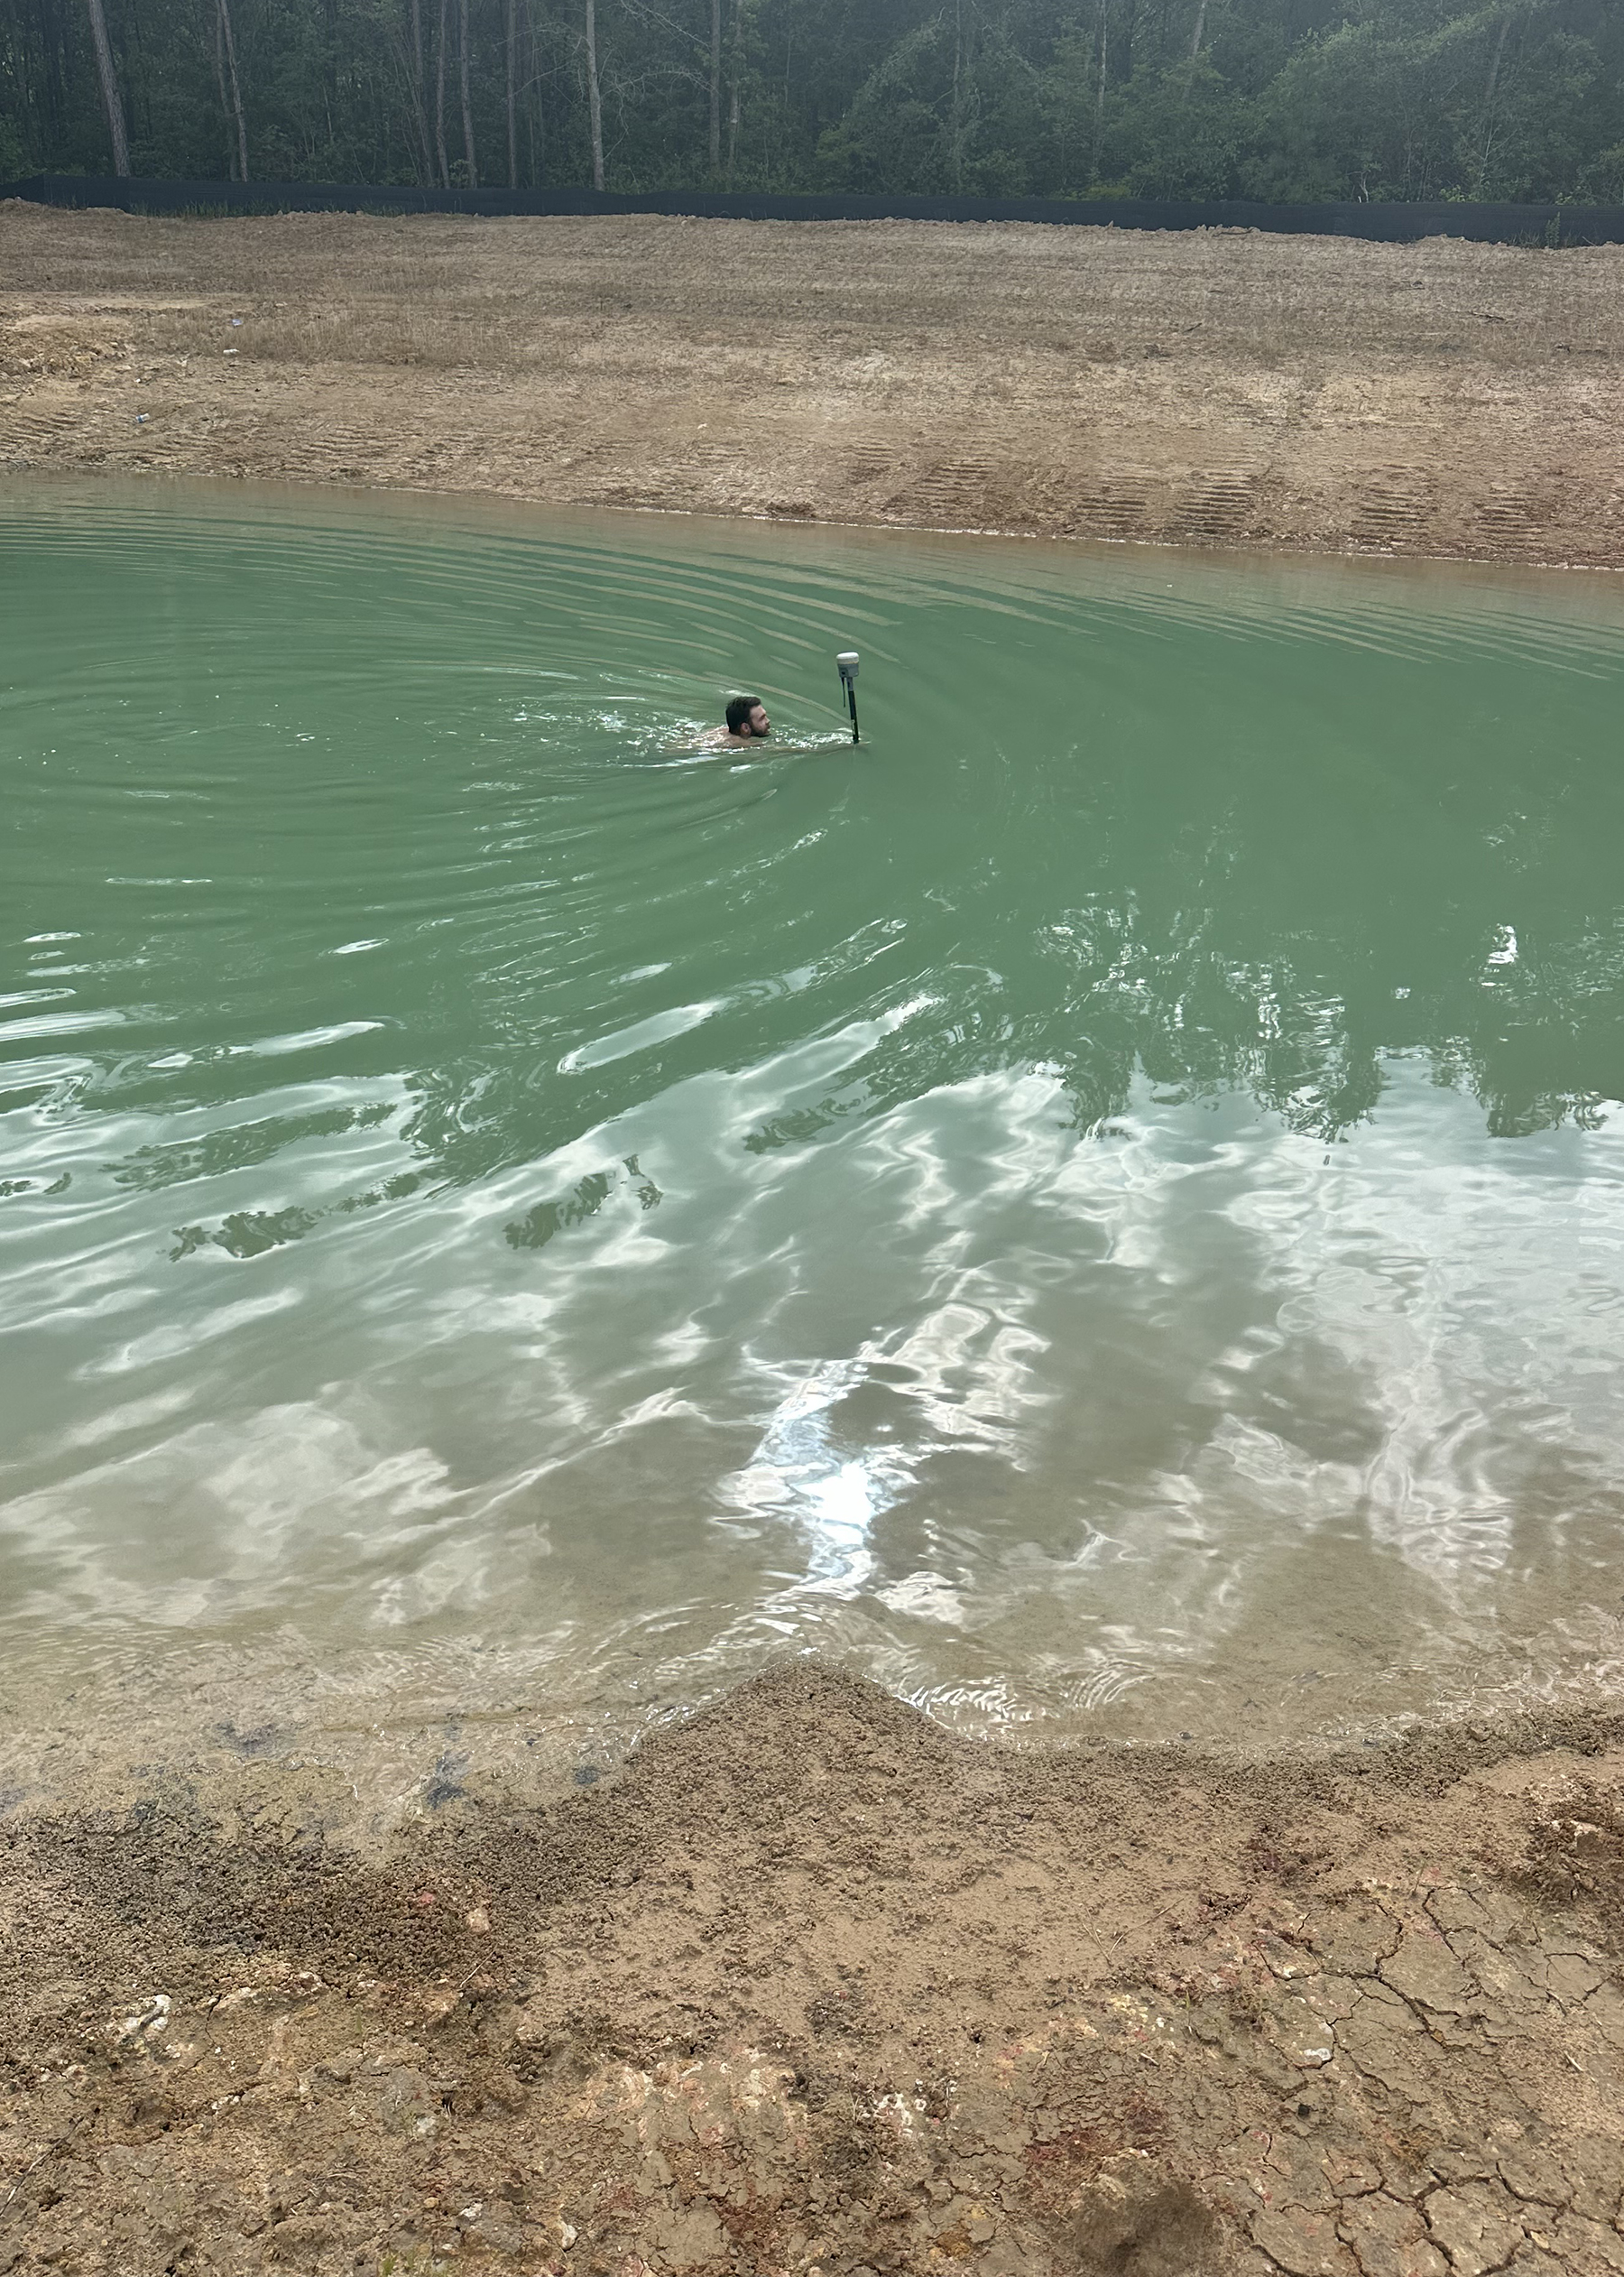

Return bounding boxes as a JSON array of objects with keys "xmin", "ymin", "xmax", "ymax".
[{"xmin": 4, "ymin": 479, "xmax": 1624, "ymax": 1749}]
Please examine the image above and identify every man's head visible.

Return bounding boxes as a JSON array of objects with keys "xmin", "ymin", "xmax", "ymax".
[{"xmin": 725, "ymin": 695, "xmax": 770, "ymax": 738}]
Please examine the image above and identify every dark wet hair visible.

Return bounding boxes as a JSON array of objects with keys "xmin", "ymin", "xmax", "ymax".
[{"xmin": 725, "ymin": 695, "xmax": 762, "ymax": 735}]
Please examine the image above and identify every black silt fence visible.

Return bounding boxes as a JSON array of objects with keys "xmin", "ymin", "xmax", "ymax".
[{"xmin": 5, "ymin": 173, "xmax": 1623, "ymax": 245}]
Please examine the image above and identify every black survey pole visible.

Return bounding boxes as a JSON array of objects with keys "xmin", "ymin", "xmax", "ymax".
[{"xmin": 836, "ymin": 651, "xmax": 860, "ymax": 744}]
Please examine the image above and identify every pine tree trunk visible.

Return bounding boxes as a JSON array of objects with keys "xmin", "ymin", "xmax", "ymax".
[
  {"xmin": 84, "ymin": 0, "xmax": 130, "ymax": 174},
  {"xmin": 724, "ymin": 0, "xmax": 741, "ymax": 183},
  {"xmin": 1188, "ymin": 0, "xmax": 1207, "ymax": 60},
  {"xmin": 585, "ymin": 0, "xmax": 604, "ymax": 190},
  {"xmin": 458, "ymin": 0, "xmax": 477, "ymax": 184},
  {"xmin": 435, "ymin": 0, "xmax": 450, "ymax": 184},
  {"xmin": 707, "ymin": 0, "xmax": 720, "ymax": 169},
  {"xmin": 213, "ymin": 8, "xmax": 233, "ymax": 176},
  {"xmin": 217, "ymin": 0, "xmax": 249, "ymax": 180},
  {"xmin": 526, "ymin": 0, "xmax": 543, "ymax": 179},
  {"xmin": 505, "ymin": 0, "xmax": 518, "ymax": 185},
  {"xmin": 409, "ymin": 0, "xmax": 433, "ymax": 184},
  {"xmin": 1477, "ymin": 11, "xmax": 1513, "ymax": 190}
]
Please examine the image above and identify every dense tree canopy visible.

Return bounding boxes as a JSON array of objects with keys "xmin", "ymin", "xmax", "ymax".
[{"xmin": 3, "ymin": 0, "xmax": 1621, "ymax": 204}]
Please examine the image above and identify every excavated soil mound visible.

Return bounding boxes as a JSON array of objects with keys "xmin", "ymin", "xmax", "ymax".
[{"xmin": 4, "ymin": 202, "xmax": 1624, "ymax": 567}]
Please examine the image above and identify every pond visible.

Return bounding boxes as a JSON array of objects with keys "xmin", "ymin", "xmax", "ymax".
[{"xmin": 4, "ymin": 479, "xmax": 1624, "ymax": 1769}]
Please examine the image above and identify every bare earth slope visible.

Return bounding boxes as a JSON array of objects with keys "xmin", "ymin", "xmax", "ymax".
[
  {"xmin": 4, "ymin": 201, "xmax": 1624, "ymax": 565},
  {"xmin": 5, "ymin": 1667, "xmax": 1624, "ymax": 2276}
]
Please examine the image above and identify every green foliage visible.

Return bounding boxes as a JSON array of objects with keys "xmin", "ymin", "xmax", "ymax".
[
  {"xmin": 3, "ymin": 0, "xmax": 1621, "ymax": 200},
  {"xmin": 1105, "ymin": 60, "xmax": 1262, "ymax": 199}
]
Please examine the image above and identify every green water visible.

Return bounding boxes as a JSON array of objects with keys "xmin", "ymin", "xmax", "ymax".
[{"xmin": 5, "ymin": 478, "xmax": 1624, "ymax": 1754}]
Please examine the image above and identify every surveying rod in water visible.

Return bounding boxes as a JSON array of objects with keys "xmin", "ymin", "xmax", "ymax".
[{"xmin": 836, "ymin": 651, "xmax": 861, "ymax": 745}]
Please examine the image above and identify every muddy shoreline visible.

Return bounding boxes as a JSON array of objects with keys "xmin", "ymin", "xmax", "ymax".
[
  {"xmin": 4, "ymin": 203, "xmax": 1624, "ymax": 570},
  {"xmin": 4, "ymin": 1665, "xmax": 1624, "ymax": 2275}
]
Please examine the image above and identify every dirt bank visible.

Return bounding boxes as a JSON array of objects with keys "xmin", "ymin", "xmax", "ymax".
[
  {"xmin": 4, "ymin": 1664, "xmax": 1624, "ymax": 2276},
  {"xmin": 4, "ymin": 202, "xmax": 1624, "ymax": 567}
]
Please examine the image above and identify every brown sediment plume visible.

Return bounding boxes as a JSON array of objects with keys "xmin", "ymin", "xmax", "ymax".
[
  {"xmin": 4, "ymin": 203, "xmax": 1624, "ymax": 569},
  {"xmin": 4, "ymin": 1664, "xmax": 1624, "ymax": 2273}
]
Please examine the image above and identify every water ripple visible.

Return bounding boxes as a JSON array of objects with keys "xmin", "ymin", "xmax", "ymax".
[{"xmin": 4, "ymin": 477, "xmax": 1624, "ymax": 1745}]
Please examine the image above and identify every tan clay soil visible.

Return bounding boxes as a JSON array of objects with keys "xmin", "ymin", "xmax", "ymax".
[
  {"xmin": 3, "ymin": 201, "xmax": 1624, "ymax": 566},
  {"xmin": 5, "ymin": 1665, "xmax": 1624, "ymax": 2276}
]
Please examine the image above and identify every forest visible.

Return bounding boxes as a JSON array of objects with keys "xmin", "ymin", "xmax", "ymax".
[{"xmin": 3, "ymin": 0, "xmax": 1621, "ymax": 208}]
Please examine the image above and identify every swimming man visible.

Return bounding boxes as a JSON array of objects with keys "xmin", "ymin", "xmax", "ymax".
[{"xmin": 723, "ymin": 695, "xmax": 771, "ymax": 744}]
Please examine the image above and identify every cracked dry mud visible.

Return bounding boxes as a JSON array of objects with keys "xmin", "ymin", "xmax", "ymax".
[
  {"xmin": 4, "ymin": 202, "xmax": 1624, "ymax": 567},
  {"xmin": 3, "ymin": 1670, "xmax": 1624, "ymax": 2275}
]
